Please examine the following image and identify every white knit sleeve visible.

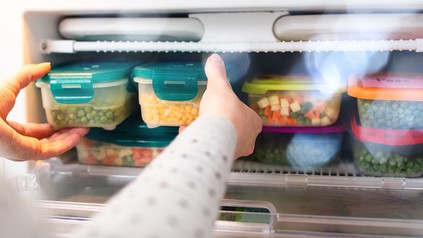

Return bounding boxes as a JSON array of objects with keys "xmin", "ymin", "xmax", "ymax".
[{"xmin": 77, "ymin": 115, "xmax": 237, "ymax": 238}]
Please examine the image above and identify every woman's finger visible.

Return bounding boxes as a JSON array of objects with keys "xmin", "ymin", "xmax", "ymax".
[
  {"xmin": 204, "ymin": 54, "xmax": 231, "ymax": 91},
  {"xmin": 2, "ymin": 63, "xmax": 51, "ymax": 97},
  {"xmin": 0, "ymin": 63, "xmax": 51, "ymax": 119},
  {"xmin": 7, "ymin": 121, "xmax": 56, "ymax": 139},
  {"xmin": 5, "ymin": 127, "xmax": 88, "ymax": 161}
]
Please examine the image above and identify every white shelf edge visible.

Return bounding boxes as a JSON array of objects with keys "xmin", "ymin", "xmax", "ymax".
[{"xmin": 41, "ymin": 39, "xmax": 423, "ymax": 54}]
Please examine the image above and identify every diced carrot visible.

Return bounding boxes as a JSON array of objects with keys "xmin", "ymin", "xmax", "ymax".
[
  {"xmin": 264, "ymin": 106, "xmax": 272, "ymax": 117},
  {"xmin": 314, "ymin": 108, "xmax": 321, "ymax": 119},
  {"xmin": 272, "ymin": 111, "xmax": 281, "ymax": 120},
  {"xmin": 304, "ymin": 110, "xmax": 316, "ymax": 119},
  {"xmin": 287, "ymin": 118, "xmax": 297, "ymax": 126},
  {"xmin": 103, "ymin": 156, "xmax": 116, "ymax": 166},
  {"xmin": 266, "ymin": 118, "xmax": 274, "ymax": 124}
]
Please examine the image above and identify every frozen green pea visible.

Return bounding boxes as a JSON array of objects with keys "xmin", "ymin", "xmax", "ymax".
[{"xmin": 77, "ymin": 110, "xmax": 85, "ymax": 117}]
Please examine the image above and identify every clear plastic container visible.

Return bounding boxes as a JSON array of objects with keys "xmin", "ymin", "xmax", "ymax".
[
  {"xmin": 35, "ymin": 62, "xmax": 136, "ymax": 130},
  {"xmin": 132, "ymin": 62, "xmax": 208, "ymax": 128},
  {"xmin": 351, "ymin": 116, "xmax": 423, "ymax": 177},
  {"xmin": 242, "ymin": 75, "xmax": 346, "ymax": 127},
  {"xmin": 249, "ymin": 124, "xmax": 346, "ymax": 170},
  {"xmin": 76, "ymin": 115, "xmax": 178, "ymax": 167},
  {"xmin": 348, "ymin": 74, "xmax": 423, "ymax": 130}
]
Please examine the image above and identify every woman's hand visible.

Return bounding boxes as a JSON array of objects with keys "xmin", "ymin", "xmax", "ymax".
[
  {"xmin": 199, "ymin": 54, "xmax": 262, "ymax": 158},
  {"xmin": 0, "ymin": 63, "xmax": 89, "ymax": 161}
]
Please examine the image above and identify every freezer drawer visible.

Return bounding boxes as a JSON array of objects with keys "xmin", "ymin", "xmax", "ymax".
[
  {"xmin": 14, "ymin": 158, "xmax": 423, "ymax": 238},
  {"xmin": 19, "ymin": 6, "xmax": 423, "ymax": 238}
]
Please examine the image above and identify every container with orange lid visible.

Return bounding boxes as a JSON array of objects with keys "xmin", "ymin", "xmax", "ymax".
[
  {"xmin": 242, "ymin": 75, "xmax": 346, "ymax": 127},
  {"xmin": 351, "ymin": 116, "xmax": 423, "ymax": 177},
  {"xmin": 348, "ymin": 73, "xmax": 423, "ymax": 130}
]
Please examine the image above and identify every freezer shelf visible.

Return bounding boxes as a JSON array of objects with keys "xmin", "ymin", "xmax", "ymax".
[{"xmin": 16, "ymin": 158, "xmax": 423, "ymax": 237}]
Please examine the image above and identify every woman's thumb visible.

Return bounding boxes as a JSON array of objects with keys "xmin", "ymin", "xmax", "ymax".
[{"xmin": 204, "ymin": 54, "xmax": 230, "ymax": 90}]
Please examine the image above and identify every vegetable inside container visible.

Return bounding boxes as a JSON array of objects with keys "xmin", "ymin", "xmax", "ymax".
[
  {"xmin": 242, "ymin": 75, "xmax": 346, "ymax": 127},
  {"xmin": 351, "ymin": 115, "xmax": 423, "ymax": 177},
  {"xmin": 250, "ymin": 123, "xmax": 346, "ymax": 171}
]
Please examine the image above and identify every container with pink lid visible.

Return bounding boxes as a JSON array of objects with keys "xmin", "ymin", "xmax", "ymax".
[{"xmin": 250, "ymin": 122, "xmax": 347, "ymax": 170}]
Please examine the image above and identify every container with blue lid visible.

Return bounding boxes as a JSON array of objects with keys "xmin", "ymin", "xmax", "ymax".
[
  {"xmin": 132, "ymin": 62, "xmax": 208, "ymax": 128},
  {"xmin": 76, "ymin": 114, "xmax": 178, "ymax": 167},
  {"xmin": 35, "ymin": 62, "xmax": 137, "ymax": 130}
]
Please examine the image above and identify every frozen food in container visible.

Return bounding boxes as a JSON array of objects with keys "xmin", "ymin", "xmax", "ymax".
[
  {"xmin": 241, "ymin": 75, "xmax": 346, "ymax": 127},
  {"xmin": 36, "ymin": 62, "xmax": 136, "ymax": 130},
  {"xmin": 132, "ymin": 62, "xmax": 208, "ymax": 128},
  {"xmin": 351, "ymin": 116, "xmax": 423, "ymax": 177},
  {"xmin": 348, "ymin": 73, "xmax": 423, "ymax": 130},
  {"xmin": 250, "ymin": 123, "xmax": 346, "ymax": 170},
  {"xmin": 76, "ymin": 115, "xmax": 178, "ymax": 167}
]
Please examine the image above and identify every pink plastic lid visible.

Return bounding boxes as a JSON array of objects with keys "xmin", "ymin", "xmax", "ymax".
[
  {"xmin": 262, "ymin": 122, "xmax": 346, "ymax": 134},
  {"xmin": 351, "ymin": 116, "xmax": 423, "ymax": 146}
]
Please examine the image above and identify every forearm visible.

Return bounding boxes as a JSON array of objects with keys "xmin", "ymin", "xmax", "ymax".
[{"xmin": 77, "ymin": 115, "xmax": 237, "ymax": 238}]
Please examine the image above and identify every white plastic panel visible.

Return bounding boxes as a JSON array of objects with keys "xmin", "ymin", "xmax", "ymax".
[
  {"xmin": 59, "ymin": 17, "xmax": 204, "ymax": 41},
  {"xmin": 19, "ymin": 0, "xmax": 423, "ymax": 13},
  {"xmin": 275, "ymin": 13, "xmax": 423, "ymax": 41}
]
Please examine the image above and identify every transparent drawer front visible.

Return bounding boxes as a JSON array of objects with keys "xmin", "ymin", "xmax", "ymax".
[{"xmin": 18, "ymin": 159, "xmax": 423, "ymax": 238}]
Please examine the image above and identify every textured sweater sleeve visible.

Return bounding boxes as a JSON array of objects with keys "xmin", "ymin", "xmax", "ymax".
[{"xmin": 77, "ymin": 115, "xmax": 237, "ymax": 238}]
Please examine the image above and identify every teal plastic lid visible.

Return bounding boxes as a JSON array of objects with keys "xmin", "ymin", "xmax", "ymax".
[
  {"xmin": 85, "ymin": 114, "xmax": 178, "ymax": 147},
  {"xmin": 133, "ymin": 62, "xmax": 207, "ymax": 101},
  {"xmin": 36, "ymin": 62, "xmax": 136, "ymax": 104}
]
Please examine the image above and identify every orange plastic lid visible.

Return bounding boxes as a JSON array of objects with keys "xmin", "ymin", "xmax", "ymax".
[
  {"xmin": 351, "ymin": 116, "xmax": 423, "ymax": 146},
  {"xmin": 348, "ymin": 75, "xmax": 423, "ymax": 101}
]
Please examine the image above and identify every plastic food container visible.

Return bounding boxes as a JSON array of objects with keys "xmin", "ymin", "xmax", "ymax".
[
  {"xmin": 76, "ymin": 115, "xmax": 178, "ymax": 167},
  {"xmin": 36, "ymin": 62, "xmax": 136, "ymax": 130},
  {"xmin": 242, "ymin": 75, "xmax": 346, "ymax": 127},
  {"xmin": 250, "ymin": 124, "xmax": 346, "ymax": 170},
  {"xmin": 351, "ymin": 116, "xmax": 423, "ymax": 177},
  {"xmin": 132, "ymin": 62, "xmax": 207, "ymax": 128},
  {"xmin": 348, "ymin": 74, "xmax": 423, "ymax": 130}
]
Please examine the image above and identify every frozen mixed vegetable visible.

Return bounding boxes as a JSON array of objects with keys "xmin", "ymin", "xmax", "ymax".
[
  {"xmin": 77, "ymin": 138, "xmax": 165, "ymax": 167},
  {"xmin": 250, "ymin": 92, "xmax": 341, "ymax": 127}
]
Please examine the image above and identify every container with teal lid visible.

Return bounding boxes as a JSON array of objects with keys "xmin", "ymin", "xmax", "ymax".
[
  {"xmin": 242, "ymin": 75, "xmax": 346, "ymax": 127},
  {"xmin": 76, "ymin": 114, "xmax": 178, "ymax": 167},
  {"xmin": 36, "ymin": 62, "xmax": 137, "ymax": 130},
  {"xmin": 132, "ymin": 62, "xmax": 208, "ymax": 128}
]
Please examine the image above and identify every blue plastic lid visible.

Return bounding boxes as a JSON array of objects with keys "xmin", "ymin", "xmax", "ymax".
[
  {"xmin": 37, "ymin": 62, "xmax": 137, "ymax": 104},
  {"xmin": 85, "ymin": 114, "xmax": 179, "ymax": 147}
]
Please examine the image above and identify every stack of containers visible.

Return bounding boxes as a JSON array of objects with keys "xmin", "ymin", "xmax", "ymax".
[
  {"xmin": 242, "ymin": 75, "xmax": 347, "ymax": 170},
  {"xmin": 132, "ymin": 62, "xmax": 207, "ymax": 128},
  {"xmin": 241, "ymin": 75, "xmax": 346, "ymax": 127},
  {"xmin": 251, "ymin": 124, "xmax": 346, "ymax": 170},
  {"xmin": 36, "ymin": 62, "xmax": 137, "ymax": 130},
  {"xmin": 348, "ymin": 74, "xmax": 423, "ymax": 177},
  {"xmin": 76, "ymin": 114, "xmax": 179, "ymax": 167}
]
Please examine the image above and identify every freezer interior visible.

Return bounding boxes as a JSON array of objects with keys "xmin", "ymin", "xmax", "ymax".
[{"xmin": 18, "ymin": 5, "xmax": 423, "ymax": 237}]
